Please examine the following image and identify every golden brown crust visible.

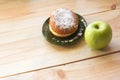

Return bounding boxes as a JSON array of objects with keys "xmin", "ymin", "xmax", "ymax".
[
  {"xmin": 49, "ymin": 8, "xmax": 79, "ymax": 37},
  {"xmin": 49, "ymin": 25, "xmax": 77, "ymax": 37}
]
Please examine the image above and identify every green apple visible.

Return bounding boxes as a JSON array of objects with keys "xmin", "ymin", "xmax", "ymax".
[{"xmin": 84, "ymin": 21, "xmax": 112, "ymax": 49}]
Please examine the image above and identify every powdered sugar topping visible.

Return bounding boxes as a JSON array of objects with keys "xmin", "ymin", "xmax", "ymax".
[{"xmin": 51, "ymin": 8, "xmax": 76, "ymax": 29}]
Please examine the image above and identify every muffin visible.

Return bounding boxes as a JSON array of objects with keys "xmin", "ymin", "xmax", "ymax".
[{"xmin": 49, "ymin": 8, "xmax": 79, "ymax": 37}]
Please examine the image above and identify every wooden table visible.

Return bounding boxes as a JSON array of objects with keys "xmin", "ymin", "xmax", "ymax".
[{"xmin": 0, "ymin": 0, "xmax": 120, "ymax": 80}]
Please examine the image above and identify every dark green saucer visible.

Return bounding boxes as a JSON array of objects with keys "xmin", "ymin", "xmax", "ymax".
[{"xmin": 42, "ymin": 14, "xmax": 87, "ymax": 46}]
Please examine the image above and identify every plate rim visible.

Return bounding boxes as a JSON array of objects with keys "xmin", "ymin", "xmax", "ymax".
[{"xmin": 42, "ymin": 13, "xmax": 87, "ymax": 46}]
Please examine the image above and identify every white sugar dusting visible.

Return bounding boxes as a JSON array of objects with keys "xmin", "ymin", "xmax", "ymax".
[{"xmin": 52, "ymin": 8, "xmax": 76, "ymax": 29}]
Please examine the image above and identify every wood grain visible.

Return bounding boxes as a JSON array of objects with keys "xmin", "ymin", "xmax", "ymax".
[
  {"xmin": 0, "ymin": 8, "xmax": 120, "ymax": 77},
  {"xmin": 0, "ymin": 0, "xmax": 120, "ymax": 78},
  {"xmin": 0, "ymin": 0, "xmax": 118, "ymax": 21},
  {"xmin": 116, "ymin": 0, "xmax": 120, "ymax": 9},
  {"xmin": 1, "ymin": 52, "xmax": 120, "ymax": 80}
]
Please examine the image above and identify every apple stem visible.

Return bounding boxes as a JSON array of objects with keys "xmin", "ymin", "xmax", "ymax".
[{"xmin": 95, "ymin": 25, "xmax": 99, "ymax": 29}]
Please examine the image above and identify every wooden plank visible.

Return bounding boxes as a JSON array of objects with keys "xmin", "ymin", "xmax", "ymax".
[
  {"xmin": 0, "ymin": 8, "xmax": 119, "ymax": 77},
  {"xmin": 0, "ymin": 0, "xmax": 118, "ymax": 20},
  {"xmin": 116, "ymin": 0, "xmax": 120, "ymax": 9},
  {"xmin": 1, "ymin": 52, "xmax": 120, "ymax": 80}
]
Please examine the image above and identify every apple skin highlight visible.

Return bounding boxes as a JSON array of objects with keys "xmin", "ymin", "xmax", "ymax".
[{"xmin": 84, "ymin": 21, "xmax": 112, "ymax": 49}]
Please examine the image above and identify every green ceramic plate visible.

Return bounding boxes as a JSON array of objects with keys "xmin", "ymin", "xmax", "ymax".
[{"xmin": 42, "ymin": 14, "xmax": 87, "ymax": 46}]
